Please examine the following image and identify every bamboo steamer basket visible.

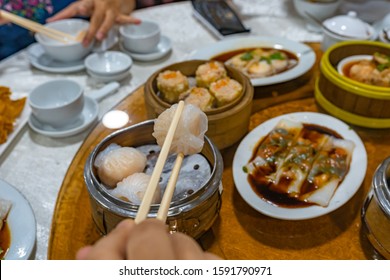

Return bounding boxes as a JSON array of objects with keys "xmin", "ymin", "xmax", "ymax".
[
  {"xmin": 315, "ymin": 40, "xmax": 390, "ymax": 128},
  {"xmin": 84, "ymin": 120, "xmax": 223, "ymax": 239},
  {"xmin": 144, "ymin": 60, "xmax": 254, "ymax": 150}
]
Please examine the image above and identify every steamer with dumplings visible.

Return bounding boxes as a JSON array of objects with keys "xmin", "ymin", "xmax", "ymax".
[
  {"xmin": 144, "ymin": 60, "xmax": 254, "ymax": 150},
  {"xmin": 84, "ymin": 120, "xmax": 223, "ymax": 239},
  {"xmin": 315, "ymin": 41, "xmax": 390, "ymax": 128}
]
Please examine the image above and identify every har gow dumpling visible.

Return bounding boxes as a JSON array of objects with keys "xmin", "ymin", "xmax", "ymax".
[
  {"xmin": 152, "ymin": 103, "xmax": 208, "ymax": 155},
  {"xmin": 94, "ymin": 144, "xmax": 147, "ymax": 188},
  {"xmin": 110, "ymin": 173, "xmax": 161, "ymax": 204}
]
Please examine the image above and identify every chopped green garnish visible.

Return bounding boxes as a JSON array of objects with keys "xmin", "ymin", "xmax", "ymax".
[
  {"xmin": 377, "ymin": 63, "xmax": 390, "ymax": 72},
  {"xmin": 374, "ymin": 52, "xmax": 390, "ymax": 60},
  {"xmin": 269, "ymin": 52, "xmax": 285, "ymax": 60},
  {"xmin": 242, "ymin": 166, "xmax": 248, "ymax": 173},
  {"xmin": 260, "ymin": 56, "xmax": 271, "ymax": 64},
  {"xmin": 240, "ymin": 52, "xmax": 254, "ymax": 61}
]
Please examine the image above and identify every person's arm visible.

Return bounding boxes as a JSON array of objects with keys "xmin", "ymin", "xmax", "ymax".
[
  {"xmin": 76, "ymin": 219, "xmax": 221, "ymax": 260},
  {"xmin": 47, "ymin": 0, "xmax": 140, "ymax": 47}
]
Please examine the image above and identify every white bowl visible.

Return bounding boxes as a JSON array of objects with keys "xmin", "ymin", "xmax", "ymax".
[
  {"xmin": 28, "ymin": 79, "xmax": 84, "ymax": 127},
  {"xmin": 119, "ymin": 21, "xmax": 161, "ymax": 54},
  {"xmin": 292, "ymin": 0, "xmax": 342, "ymax": 32},
  {"xmin": 35, "ymin": 19, "xmax": 93, "ymax": 62},
  {"xmin": 84, "ymin": 51, "xmax": 132, "ymax": 76},
  {"xmin": 337, "ymin": 54, "xmax": 373, "ymax": 75}
]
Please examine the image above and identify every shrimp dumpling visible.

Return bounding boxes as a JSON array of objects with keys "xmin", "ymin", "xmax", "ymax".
[
  {"xmin": 110, "ymin": 173, "xmax": 161, "ymax": 204},
  {"xmin": 94, "ymin": 145, "xmax": 147, "ymax": 188},
  {"xmin": 153, "ymin": 103, "xmax": 208, "ymax": 155}
]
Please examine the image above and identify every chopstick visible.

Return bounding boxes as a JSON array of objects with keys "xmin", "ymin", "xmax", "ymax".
[
  {"xmin": 0, "ymin": 10, "xmax": 79, "ymax": 43},
  {"xmin": 135, "ymin": 101, "xmax": 185, "ymax": 224},
  {"xmin": 156, "ymin": 152, "xmax": 184, "ymax": 222}
]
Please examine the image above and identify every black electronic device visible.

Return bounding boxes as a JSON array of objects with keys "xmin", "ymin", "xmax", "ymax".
[{"xmin": 191, "ymin": 0, "xmax": 250, "ymax": 39}]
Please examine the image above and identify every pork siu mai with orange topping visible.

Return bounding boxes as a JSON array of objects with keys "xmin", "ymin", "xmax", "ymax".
[
  {"xmin": 195, "ymin": 61, "xmax": 227, "ymax": 88},
  {"xmin": 180, "ymin": 87, "xmax": 215, "ymax": 111},
  {"xmin": 209, "ymin": 77, "xmax": 243, "ymax": 107},
  {"xmin": 157, "ymin": 70, "xmax": 189, "ymax": 103}
]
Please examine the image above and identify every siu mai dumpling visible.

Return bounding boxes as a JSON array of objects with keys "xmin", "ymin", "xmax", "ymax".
[
  {"xmin": 110, "ymin": 173, "xmax": 161, "ymax": 204},
  {"xmin": 157, "ymin": 70, "xmax": 189, "ymax": 103},
  {"xmin": 180, "ymin": 87, "xmax": 215, "ymax": 111},
  {"xmin": 209, "ymin": 77, "xmax": 242, "ymax": 107},
  {"xmin": 94, "ymin": 144, "xmax": 147, "ymax": 188},
  {"xmin": 195, "ymin": 61, "xmax": 227, "ymax": 88}
]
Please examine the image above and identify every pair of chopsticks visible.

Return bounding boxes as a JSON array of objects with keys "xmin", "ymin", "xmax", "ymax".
[
  {"xmin": 0, "ymin": 9, "xmax": 82, "ymax": 43},
  {"xmin": 135, "ymin": 101, "xmax": 185, "ymax": 223}
]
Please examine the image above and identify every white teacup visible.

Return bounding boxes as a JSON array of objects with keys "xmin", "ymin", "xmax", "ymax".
[
  {"xmin": 29, "ymin": 79, "xmax": 84, "ymax": 127},
  {"xmin": 119, "ymin": 21, "xmax": 161, "ymax": 54}
]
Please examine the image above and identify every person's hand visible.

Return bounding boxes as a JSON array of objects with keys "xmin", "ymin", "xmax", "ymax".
[
  {"xmin": 47, "ymin": 0, "xmax": 140, "ymax": 47},
  {"xmin": 76, "ymin": 219, "xmax": 222, "ymax": 260}
]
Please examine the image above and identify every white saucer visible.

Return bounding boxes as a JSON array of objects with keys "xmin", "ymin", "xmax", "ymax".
[
  {"xmin": 28, "ymin": 96, "xmax": 98, "ymax": 138},
  {"xmin": 27, "ymin": 43, "xmax": 85, "ymax": 73},
  {"xmin": 0, "ymin": 179, "xmax": 36, "ymax": 260},
  {"xmin": 119, "ymin": 35, "xmax": 172, "ymax": 62},
  {"xmin": 87, "ymin": 69, "xmax": 130, "ymax": 83}
]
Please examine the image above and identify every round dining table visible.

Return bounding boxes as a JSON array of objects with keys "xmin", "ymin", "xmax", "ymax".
[{"xmin": 0, "ymin": 1, "xmax": 386, "ymax": 260}]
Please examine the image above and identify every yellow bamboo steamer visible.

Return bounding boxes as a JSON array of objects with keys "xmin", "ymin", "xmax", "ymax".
[
  {"xmin": 315, "ymin": 40, "xmax": 390, "ymax": 128},
  {"xmin": 144, "ymin": 60, "xmax": 254, "ymax": 150}
]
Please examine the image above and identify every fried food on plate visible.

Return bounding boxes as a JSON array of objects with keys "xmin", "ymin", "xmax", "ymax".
[{"xmin": 0, "ymin": 86, "xmax": 26, "ymax": 144}]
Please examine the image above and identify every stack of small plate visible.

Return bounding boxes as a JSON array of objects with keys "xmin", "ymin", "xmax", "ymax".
[{"xmin": 84, "ymin": 51, "xmax": 132, "ymax": 82}]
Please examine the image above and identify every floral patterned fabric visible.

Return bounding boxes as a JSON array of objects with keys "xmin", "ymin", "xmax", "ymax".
[{"xmin": 0, "ymin": 0, "xmax": 53, "ymax": 23}]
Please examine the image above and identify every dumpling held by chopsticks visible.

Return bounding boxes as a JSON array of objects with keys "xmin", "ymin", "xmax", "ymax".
[{"xmin": 152, "ymin": 103, "xmax": 208, "ymax": 155}]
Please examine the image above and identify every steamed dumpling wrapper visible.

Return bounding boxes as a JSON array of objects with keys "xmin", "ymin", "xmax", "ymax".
[
  {"xmin": 94, "ymin": 143, "xmax": 147, "ymax": 188},
  {"xmin": 110, "ymin": 173, "xmax": 161, "ymax": 204},
  {"xmin": 153, "ymin": 103, "xmax": 208, "ymax": 155}
]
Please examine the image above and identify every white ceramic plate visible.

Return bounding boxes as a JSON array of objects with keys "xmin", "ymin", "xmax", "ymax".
[
  {"xmin": 28, "ymin": 96, "xmax": 98, "ymax": 138},
  {"xmin": 337, "ymin": 55, "xmax": 373, "ymax": 75},
  {"xmin": 0, "ymin": 102, "xmax": 30, "ymax": 158},
  {"xmin": 119, "ymin": 35, "xmax": 172, "ymax": 62},
  {"xmin": 27, "ymin": 43, "xmax": 85, "ymax": 73},
  {"xmin": 190, "ymin": 36, "xmax": 316, "ymax": 87},
  {"xmin": 232, "ymin": 112, "xmax": 367, "ymax": 220},
  {"xmin": 0, "ymin": 179, "xmax": 36, "ymax": 260}
]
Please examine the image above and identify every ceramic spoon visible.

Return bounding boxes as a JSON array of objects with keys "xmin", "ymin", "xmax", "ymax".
[{"xmin": 89, "ymin": 81, "xmax": 120, "ymax": 102}]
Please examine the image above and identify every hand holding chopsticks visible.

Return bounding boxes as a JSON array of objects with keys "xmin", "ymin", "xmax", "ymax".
[
  {"xmin": 0, "ymin": 9, "xmax": 82, "ymax": 43},
  {"xmin": 135, "ymin": 101, "xmax": 186, "ymax": 224}
]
